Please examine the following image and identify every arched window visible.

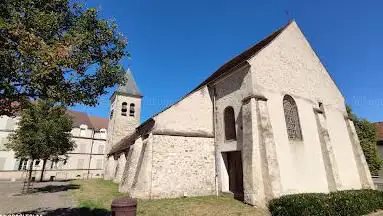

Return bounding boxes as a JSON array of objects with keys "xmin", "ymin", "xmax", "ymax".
[
  {"xmin": 224, "ymin": 106, "xmax": 236, "ymax": 141},
  {"xmin": 283, "ymin": 95, "xmax": 303, "ymax": 141},
  {"xmin": 130, "ymin": 103, "xmax": 135, "ymax": 117},
  {"xmin": 121, "ymin": 102, "xmax": 127, "ymax": 116}
]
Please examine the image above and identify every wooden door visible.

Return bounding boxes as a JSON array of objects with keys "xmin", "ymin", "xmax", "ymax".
[{"xmin": 227, "ymin": 151, "xmax": 244, "ymax": 200}]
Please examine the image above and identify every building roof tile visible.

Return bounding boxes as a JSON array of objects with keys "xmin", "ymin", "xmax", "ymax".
[
  {"xmin": 67, "ymin": 110, "xmax": 108, "ymax": 130},
  {"xmin": 375, "ymin": 122, "xmax": 383, "ymax": 141}
]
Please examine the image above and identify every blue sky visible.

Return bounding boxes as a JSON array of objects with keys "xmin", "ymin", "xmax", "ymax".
[{"xmin": 71, "ymin": 0, "xmax": 383, "ymax": 122}]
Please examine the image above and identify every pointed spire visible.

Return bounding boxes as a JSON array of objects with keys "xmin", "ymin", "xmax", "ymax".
[{"xmin": 116, "ymin": 68, "xmax": 142, "ymax": 97}]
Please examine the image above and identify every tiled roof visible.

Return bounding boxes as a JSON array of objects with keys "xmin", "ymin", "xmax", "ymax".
[
  {"xmin": 67, "ymin": 110, "xmax": 108, "ymax": 130},
  {"xmin": 89, "ymin": 115, "xmax": 109, "ymax": 130},
  {"xmin": 375, "ymin": 122, "xmax": 383, "ymax": 141}
]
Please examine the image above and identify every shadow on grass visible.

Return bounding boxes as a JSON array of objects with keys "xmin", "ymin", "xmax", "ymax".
[
  {"xmin": 12, "ymin": 184, "xmax": 80, "ymax": 196},
  {"xmin": 39, "ymin": 179, "xmax": 74, "ymax": 183},
  {"xmin": 30, "ymin": 184, "xmax": 80, "ymax": 194},
  {"xmin": 14, "ymin": 207, "xmax": 110, "ymax": 216}
]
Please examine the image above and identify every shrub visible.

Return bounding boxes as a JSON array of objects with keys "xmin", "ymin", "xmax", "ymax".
[
  {"xmin": 347, "ymin": 105, "xmax": 383, "ymax": 175},
  {"xmin": 268, "ymin": 190, "xmax": 383, "ymax": 216}
]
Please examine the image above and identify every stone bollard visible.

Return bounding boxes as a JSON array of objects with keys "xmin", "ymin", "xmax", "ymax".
[{"xmin": 111, "ymin": 197, "xmax": 137, "ymax": 216}]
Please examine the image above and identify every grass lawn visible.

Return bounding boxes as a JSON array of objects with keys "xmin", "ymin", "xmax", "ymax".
[{"xmin": 71, "ymin": 179, "xmax": 268, "ymax": 216}]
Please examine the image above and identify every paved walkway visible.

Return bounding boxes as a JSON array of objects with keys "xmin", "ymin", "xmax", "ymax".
[{"xmin": 0, "ymin": 180, "xmax": 78, "ymax": 215}]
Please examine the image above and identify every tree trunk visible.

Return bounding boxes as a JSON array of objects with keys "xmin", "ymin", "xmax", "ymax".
[
  {"xmin": 27, "ymin": 159, "xmax": 33, "ymax": 193},
  {"xmin": 39, "ymin": 159, "xmax": 47, "ymax": 182}
]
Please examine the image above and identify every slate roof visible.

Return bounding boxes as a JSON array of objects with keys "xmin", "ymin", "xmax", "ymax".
[
  {"xmin": 67, "ymin": 110, "xmax": 108, "ymax": 129},
  {"xmin": 108, "ymin": 21, "xmax": 292, "ymax": 155},
  {"xmin": 375, "ymin": 122, "xmax": 383, "ymax": 141},
  {"xmin": 116, "ymin": 68, "xmax": 142, "ymax": 97}
]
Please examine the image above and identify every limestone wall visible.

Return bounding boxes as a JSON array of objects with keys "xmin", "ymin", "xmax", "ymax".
[
  {"xmin": 119, "ymin": 134, "xmax": 153, "ymax": 198},
  {"xmin": 119, "ymin": 134, "xmax": 216, "ymax": 199},
  {"xmin": 212, "ymin": 64, "xmax": 253, "ymax": 197},
  {"xmin": 114, "ymin": 153, "xmax": 127, "ymax": 183},
  {"xmin": 153, "ymin": 86, "xmax": 213, "ymax": 136},
  {"xmin": 249, "ymin": 21, "xmax": 345, "ymax": 111},
  {"xmin": 106, "ymin": 94, "xmax": 141, "ymax": 153},
  {"xmin": 105, "ymin": 94, "xmax": 141, "ymax": 180},
  {"xmin": 214, "ymin": 64, "xmax": 252, "ymax": 152},
  {"xmin": 150, "ymin": 135, "xmax": 215, "ymax": 198},
  {"xmin": 265, "ymin": 92, "xmax": 330, "ymax": 194},
  {"xmin": 247, "ymin": 21, "xmax": 370, "ymax": 195}
]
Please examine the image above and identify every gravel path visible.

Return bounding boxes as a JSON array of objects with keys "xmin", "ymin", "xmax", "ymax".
[{"xmin": 0, "ymin": 180, "xmax": 78, "ymax": 215}]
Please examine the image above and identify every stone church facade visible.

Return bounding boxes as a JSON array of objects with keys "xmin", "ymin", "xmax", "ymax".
[{"xmin": 104, "ymin": 21, "xmax": 374, "ymax": 207}]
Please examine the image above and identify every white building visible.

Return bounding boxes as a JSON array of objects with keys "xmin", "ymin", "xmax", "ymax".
[
  {"xmin": 0, "ymin": 110, "xmax": 108, "ymax": 181},
  {"xmin": 105, "ymin": 20, "xmax": 374, "ymax": 207}
]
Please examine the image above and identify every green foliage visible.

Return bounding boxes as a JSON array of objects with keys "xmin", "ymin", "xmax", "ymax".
[
  {"xmin": 5, "ymin": 99, "xmax": 75, "ymax": 161},
  {"xmin": 268, "ymin": 190, "xmax": 383, "ymax": 216},
  {"xmin": 0, "ymin": 0, "xmax": 128, "ymax": 116},
  {"xmin": 347, "ymin": 105, "xmax": 383, "ymax": 176}
]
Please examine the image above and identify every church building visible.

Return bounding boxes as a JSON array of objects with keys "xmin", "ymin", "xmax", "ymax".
[{"xmin": 104, "ymin": 20, "xmax": 374, "ymax": 207}]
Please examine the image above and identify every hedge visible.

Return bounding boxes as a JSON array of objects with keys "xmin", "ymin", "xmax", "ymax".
[{"xmin": 268, "ymin": 190, "xmax": 383, "ymax": 216}]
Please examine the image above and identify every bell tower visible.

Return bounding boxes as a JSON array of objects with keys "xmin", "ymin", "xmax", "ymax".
[{"xmin": 106, "ymin": 69, "xmax": 142, "ymax": 153}]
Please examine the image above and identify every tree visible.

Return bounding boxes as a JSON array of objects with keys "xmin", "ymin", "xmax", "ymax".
[
  {"xmin": 347, "ymin": 105, "xmax": 383, "ymax": 176},
  {"xmin": 6, "ymin": 100, "xmax": 75, "ymax": 189},
  {"xmin": 0, "ymin": 0, "xmax": 128, "ymax": 116}
]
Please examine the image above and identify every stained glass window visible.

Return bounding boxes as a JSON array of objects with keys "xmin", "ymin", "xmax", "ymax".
[{"xmin": 283, "ymin": 95, "xmax": 303, "ymax": 141}]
